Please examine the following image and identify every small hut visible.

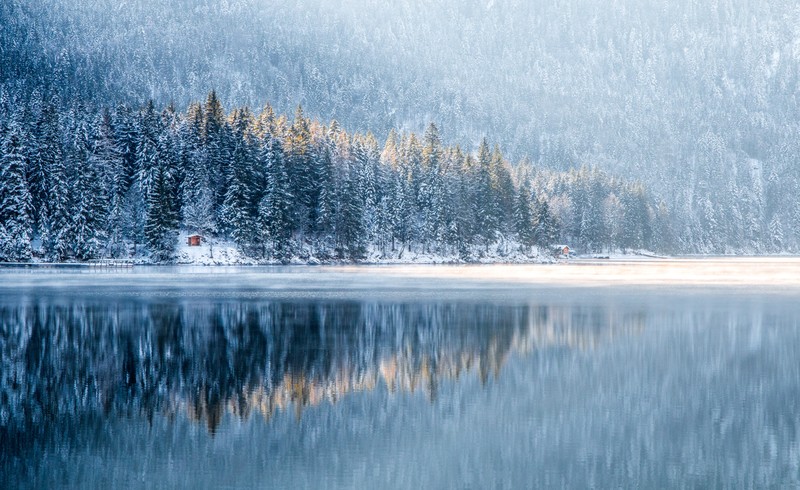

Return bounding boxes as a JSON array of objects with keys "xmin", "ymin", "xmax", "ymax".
[
  {"xmin": 552, "ymin": 244, "xmax": 572, "ymax": 258},
  {"xmin": 187, "ymin": 234, "xmax": 203, "ymax": 247}
]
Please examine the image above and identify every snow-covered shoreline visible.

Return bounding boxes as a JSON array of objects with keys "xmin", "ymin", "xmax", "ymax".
[
  {"xmin": 10, "ymin": 233, "xmax": 674, "ymax": 267},
  {"xmin": 172, "ymin": 234, "xmax": 558, "ymax": 266}
]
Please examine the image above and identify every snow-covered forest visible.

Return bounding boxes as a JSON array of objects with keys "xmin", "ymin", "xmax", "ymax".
[
  {"xmin": 0, "ymin": 93, "xmax": 658, "ymax": 262},
  {"xmin": 2, "ymin": 0, "xmax": 800, "ymax": 257}
]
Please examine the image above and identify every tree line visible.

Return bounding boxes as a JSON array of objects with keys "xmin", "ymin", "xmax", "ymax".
[{"xmin": 0, "ymin": 91, "xmax": 662, "ymax": 262}]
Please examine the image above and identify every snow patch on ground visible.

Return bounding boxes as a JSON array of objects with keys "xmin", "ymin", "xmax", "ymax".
[
  {"xmin": 174, "ymin": 233, "xmax": 257, "ymax": 266},
  {"xmin": 168, "ymin": 233, "xmax": 556, "ymax": 265}
]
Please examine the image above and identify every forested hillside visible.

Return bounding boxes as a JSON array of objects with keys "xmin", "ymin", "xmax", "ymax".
[
  {"xmin": 2, "ymin": 0, "xmax": 799, "ymax": 254},
  {"xmin": 0, "ymin": 93, "xmax": 659, "ymax": 262}
]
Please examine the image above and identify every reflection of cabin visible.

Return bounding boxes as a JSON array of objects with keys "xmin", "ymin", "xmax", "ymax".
[{"xmin": 187, "ymin": 234, "xmax": 203, "ymax": 246}]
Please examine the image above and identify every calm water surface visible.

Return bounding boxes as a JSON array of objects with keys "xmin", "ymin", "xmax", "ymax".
[{"xmin": 2, "ymin": 260, "xmax": 800, "ymax": 488}]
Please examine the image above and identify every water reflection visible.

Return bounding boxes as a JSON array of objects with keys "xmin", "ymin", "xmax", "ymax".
[
  {"xmin": 2, "ymin": 288, "xmax": 800, "ymax": 488},
  {"xmin": 0, "ymin": 299, "xmax": 640, "ymax": 438}
]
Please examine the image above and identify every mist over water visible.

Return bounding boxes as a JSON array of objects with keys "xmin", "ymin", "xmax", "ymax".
[{"xmin": 2, "ymin": 263, "xmax": 800, "ymax": 488}]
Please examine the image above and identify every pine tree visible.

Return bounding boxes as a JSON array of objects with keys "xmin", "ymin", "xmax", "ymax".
[
  {"xmin": 144, "ymin": 160, "xmax": 178, "ymax": 262},
  {"xmin": 334, "ymin": 171, "xmax": 366, "ymax": 260},
  {"xmin": 28, "ymin": 97, "xmax": 53, "ymax": 238},
  {"xmin": 768, "ymin": 214, "xmax": 784, "ymax": 253},
  {"xmin": 68, "ymin": 112, "xmax": 108, "ymax": 260},
  {"xmin": 286, "ymin": 105, "xmax": 316, "ymax": 238},
  {"xmin": 142, "ymin": 124, "xmax": 179, "ymax": 262},
  {"xmin": 514, "ymin": 177, "xmax": 535, "ymax": 252},
  {"xmin": 137, "ymin": 101, "xmax": 161, "ymax": 196},
  {"xmin": 182, "ymin": 178, "xmax": 216, "ymax": 240},
  {"xmin": 180, "ymin": 102, "xmax": 214, "ymax": 239},
  {"xmin": 222, "ymin": 108, "xmax": 259, "ymax": 249},
  {"xmin": 490, "ymin": 145, "xmax": 514, "ymax": 233},
  {"xmin": 475, "ymin": 138, "xmax": 498, "ymax": 250},
  {"xmin": 602, "ymin": 193, "xmax": 625, "ymax": 250},
  {"xmin": 314, "ymin": 143, "xmax": 334, "ymax": 243},
  {"xmin": 534, "ymin": 198, "xmax": 559, "ymax": 248},
  {"xmin": 258, "ymin": 137, "xmax": 293, "ymax": 260},
  {"xmin": 91, "ymin": 109, "xmax": 124, "ymax": 256},
  {"xmin": 32, "ymin": 98, "xmax": 65, "ymax": 256},
  {"xmin": 380, "ymin": 128, "xmax": 400, "ymax": 170},
  {"xmin": 203, "ymin": 90, "xmax": 230, "ymax": 226},
  {"xmin": 351, "ymin": 134, "xmax": 379, "ymax": 240},
  {"xmin": 0, "ymin": 124, "xmax": 33, "ymax": 261},
  {"xmin": 422, "ymin": 123, "xmax": 442, "ymax": 171},
  {"xmin": 113, "ymin": 103, "xmax": 139, "ymax": 191}
]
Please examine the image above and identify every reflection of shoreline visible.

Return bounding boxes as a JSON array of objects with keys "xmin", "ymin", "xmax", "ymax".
[
  {"xmin": 1, "ymin": 301, "xmax": 644, "ymax": 435},
  {"xmin": 177, "ymin": 306, "xmax": 645, "ymax": 431}
]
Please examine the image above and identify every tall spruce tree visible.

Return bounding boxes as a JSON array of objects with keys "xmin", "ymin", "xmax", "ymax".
[
  {"xmin": 223, "ymin": 108, "xmax": 258, "ymax": 249},
  {"xmin": 143, "ymin": 125, "xmax": 179, "ymax": 261},
  {"xmin": 258, "ymin": 137, "xmax": 293, "ymax": 260},
  {"xmin": 514, "ymin": 177, "xmax": 535, "ymax": 252},
  {"xmin": 0, "ymin": 124, "xmax": 33, "ymax": 261},
  {"xmin": 534, "ymin": 198, "xmax": 559, "ymax": 249}
]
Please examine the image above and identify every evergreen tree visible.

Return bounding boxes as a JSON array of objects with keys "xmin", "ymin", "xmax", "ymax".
[
  {"xmin": 534, "ymin": 198, "xmax": 559, "ymax": 248},
  {"xmin": 475, "ymin": 138, "xmax": 498, "ymax": 250},
  {"xmin": 223, "ymin": 108, "xmax": 258, "ymax": 249},
  {"xmin": 113, "ymin": 103, "xmax": 139, "ymax": 190},
  {"xmin": 32, "ymin": 98, "xmax": 66, "ymax": 256},
  {"xmin": 514, "ymin": 177, "xmax": 535, "ymax": 252},
  {"xmin": 144, "ymin": 159, "xmax": 178, "ymax": 262},
  {"xmin": 286, "ymin": 105, "xmax": 316, "ymax": 238},
  {"xmin": 91, "ymin": 109, "xmax": 125, "ymax": 256},
  {"xmin": 490, "ymin": 145, "xmax": 514, "ymax": 233},
  {"xmin": 258, "ymin": 137, "xmax": 293, "ymax": 260},
  {"xmin": 28, "ymin": 97, "xmax": 55, "ymax": 237},
  {"xmin": 203, "ymin": 90, "xmax": 231, "ymax": 226},
  {"xmin": 334, "ymin": 171, "xmax": 366, "ymax": 260},
  {"xmin": 69, "ymin": 112, "xmax": 109, "ymax": 260},
  {"xmin": 0, "ymin": 124, "xmax": 33, "ymax": 261}
]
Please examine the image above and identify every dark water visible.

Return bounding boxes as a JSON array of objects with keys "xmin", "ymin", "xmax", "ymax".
[{"xmin": 2, "ymin": 268, "xmax": 800, "ymax": 488}]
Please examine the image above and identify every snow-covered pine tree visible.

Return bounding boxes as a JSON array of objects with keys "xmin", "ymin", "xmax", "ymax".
[
  {"xmin": 202, "ymin": 90, "xmax": 230, "ymax": 228},
  {"xmin": 258, "ymin": 136, "xmax": 293, "ymax": 260},
  {"xmin": 223, "ymin": 107, "xmax": 258, "ymax": 250},
  {"xmin": 475, "ymin": 138, "xmax": 498, "ymax": 251},
  {"xmin": 113, "ymin": 103, "xmax": 139, "ymax": 190},
  {"xmin": 43, "ymin": 141, "xmax": 71, "ymax": 261},
  {"xmin": 313, "ymin": 143, "xmax": 334, "ymax": 250},
  {"xmin": 286, "ymin": 105, "xmax": 315, "ymax": 239},
  {"xmin": 67, "ymin": 111, "xmax": 109, "ymax": 261},
  {"xmin": 0, "ymin": 124, "xmax": 33, "ymax": 261},
  {"xmin": 514, "ymin": 177, "xmax": 535, "ymax": 252},
  {"xmin": 143, "ymin": 123, "xmax": 179, "ymax": 262},
  {"xmin": 90, "ymin": 109, "xmax": 124, "ymax": 257},
  {"xmin": 26, "ymin": 95, "xmax": 50, "ymax": 239},
  {"xmin": 489, "ymin": 145, "xmax": 514, "ymax": 235},
  {"xmin": 768, "ymin": 214, "xmax": 784, "ymax": 253},
  {"xmin": 180, "ymin": 103, "xmax": 216, "ymax": 242},
  {"xmin": 351, "ymin": 134, "xmax": 379, "ymax": 242},
  {"xmin": 534, "ymin": 198, "xmax": 559, "ymax": 249},
  {"xmin": 334, "ymin": 170, "xmax": 366, "ymax": 260}
]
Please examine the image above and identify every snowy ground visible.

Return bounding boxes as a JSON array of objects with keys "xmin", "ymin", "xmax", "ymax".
[
  {"xmin": 19, "ymin": 233, "xmax": 663, "ymax": 266},
  {"xmin": 171, "ymin": 232, "xmax": 559, "ymax": 266},
  {"xmin": 174, "ymin": 233, "xmax": 258, "ymax": 266}
]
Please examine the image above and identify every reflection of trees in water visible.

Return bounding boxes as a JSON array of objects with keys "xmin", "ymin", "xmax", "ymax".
[{"xmin": 0, "ymin": 300, "xmax": 642, "ymax": 435}]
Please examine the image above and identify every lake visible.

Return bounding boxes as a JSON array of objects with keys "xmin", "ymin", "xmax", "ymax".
[{"xmin": 2, "ymin": 259, "xmax": 800, "ymax": 488}]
